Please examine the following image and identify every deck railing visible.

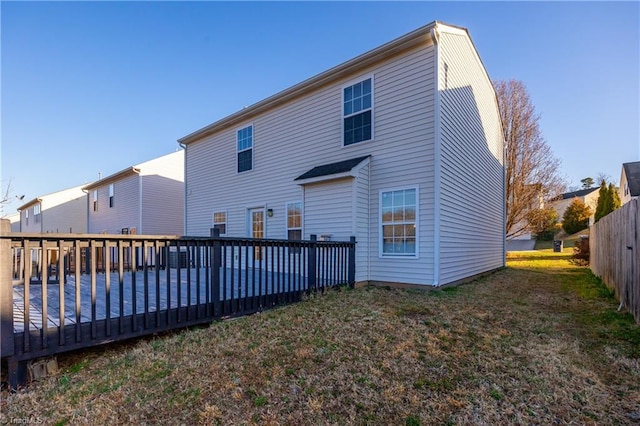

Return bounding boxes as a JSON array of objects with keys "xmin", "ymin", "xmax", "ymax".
[{"xmin": 0, "ymin": 221, "xmax": 355, "ymax": 389}]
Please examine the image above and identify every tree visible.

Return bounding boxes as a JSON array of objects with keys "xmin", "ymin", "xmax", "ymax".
[
  {"xmin": 525, "ymin": 207, "xmax": 559, "ymax": 240},
  {"xmin": 594, "ymin": 180, "xmax": 621, "ymax": 222},
  {"xmin": 494, "ymin": 79, "xmax": 566, "ymax": 239},
  {"xmin": 562, "ymin": 198, "xmax": 591, "ymax": 235},
  {"xmin": 580, "ymin": 177, "xmax": 594, "ymax": 189}
]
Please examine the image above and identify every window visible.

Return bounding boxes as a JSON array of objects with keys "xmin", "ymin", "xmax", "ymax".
[
  {"xmin": 213, "ymin": 211, "xmax": 227, "ymax": 235},
  {"xmin": 34, "ymin": 204, "xmax": 41, "ymax": 223},
  {"xmin": 343, "ymin": 77, "xmax": 373, "ymax": 146},
  {"xmin": 237, "ymin": 125, "xmax": 253, "ymax": 173},
  {"xmin": 380, "ymin": 188, "xmax": 417, "ymax": 256},
  {"xmin": 109, "ymin": 184, "xmax": 114, "ymax": 208},
  {"xmin": 25, "ymin": 210, "xmax": 29, "ymax": 226},
  {"xmin": 93, "ymin": 190, "xmax": 98, "ymax": 212},
  {"xmin": 287, "ymin": 202, "xmax": 302, "ymax": 241}
]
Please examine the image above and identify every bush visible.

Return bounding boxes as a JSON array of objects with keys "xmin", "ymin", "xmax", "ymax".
[{"xmin": 572, "ymin": 237, "xmax": 590, "ymax": 266}]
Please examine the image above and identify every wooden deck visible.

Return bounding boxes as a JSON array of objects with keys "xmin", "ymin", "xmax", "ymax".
[{"xmin": 12, "ymin": 267, "xmax": 315, "ymax": 332}]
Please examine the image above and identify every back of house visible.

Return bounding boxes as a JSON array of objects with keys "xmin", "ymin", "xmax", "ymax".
[{"xmin": 180, "ymin": 21, "xmax": 504, "ymax": 286}]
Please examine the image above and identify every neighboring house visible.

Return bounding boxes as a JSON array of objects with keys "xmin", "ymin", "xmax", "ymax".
[
  {"xmin": 550, "ymin": 187, "xmax": 600, "ymax": 227},
  {"xmin": 82, "ymin": 150, "xmax": 184, "ymax": 235},
  {"xmin": 509, "ymin": 183, "xmax": 546, "ymax": 241},
  {"xmin": 179, "ymin": 21, "xmax": 505, "ymax": 287},
  {"xmin": 17, "ymin": 185, "xmax": 88, "ymax": 233},
  {"xmin": 2, "ymin": 212, "xmax": 21, "ymax": 232},
  {"xmin": 619, "ymin": 161, "xmax": 640, "ymax": 205}
]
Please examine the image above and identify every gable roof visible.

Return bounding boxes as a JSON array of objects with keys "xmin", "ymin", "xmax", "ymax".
[
  {"xmin": 295, "ymin": 156, "xmax": 370, "ymax": 181},
  {"xmin": 623, "ymin": 161, "xmax": 640, "ymax": 196},
  {"xmin": 178, "ymin": 21, "xmax": 473, "ymax": 146},
  {"xmin": 17, "ymin": 185, "xmax": 86, "ymax": 211},
  {"xmin": 82, "ymin": 167, "xmax": 139, "ymax": 191},
  {"xmin": 559, "ymin": 187, "xmax": 599, "ymax": 200}
]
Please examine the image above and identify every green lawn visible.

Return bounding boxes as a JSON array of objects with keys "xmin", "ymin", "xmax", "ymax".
[{"xmin": 2, "ymin": 250, "xmax": 639, "ymax": 425}]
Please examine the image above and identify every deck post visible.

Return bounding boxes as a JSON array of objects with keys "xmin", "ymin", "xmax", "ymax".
[
  {"xmin": 1, "ymin": 219, "xmax": 15, "ymax": 358},
  {"xmin": 210, "ymin": 228, "xmax": 221, "ymax": 317},
  {"xmin": 308, "ymin": 235, "xmax": 317, "ymax": 291},
  {"xmin": 348, "ymin": 236, "xmax": 356, "ymax": 288}
]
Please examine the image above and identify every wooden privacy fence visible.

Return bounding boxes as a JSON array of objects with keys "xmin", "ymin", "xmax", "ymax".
[
  {"xmin": 590, "ymin": 198, "xmax": 640, "ymax": 323},
  {"xmin": 0, "ymin": 222, "xmax": 355, "ymax": 389}
]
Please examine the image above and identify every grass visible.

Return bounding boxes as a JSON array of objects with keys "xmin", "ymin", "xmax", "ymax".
[{"xmin": 2, "ymin": 250, "xmax": 639, "ymax": 425}]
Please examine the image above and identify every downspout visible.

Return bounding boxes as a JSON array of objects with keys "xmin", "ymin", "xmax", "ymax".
[
  {"xmin": 179, "ymin": 142, "xmax": 187, "ymax": 236},
  {"xmin": 430, "ymin": 25, "xmax": 441, "ymax": 286}
]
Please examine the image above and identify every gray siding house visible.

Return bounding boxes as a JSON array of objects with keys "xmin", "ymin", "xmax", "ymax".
[
  {"xmin": 17, "ymin": 185, "xmax": 87, "ymax": 234},
  {"xmin": 619, "ymin": 161, "xmax": 640, "ymax": 205},
  {"xmin": 180, "ymin": 21, "xmax": 505, "ymax": 287},
  {"xmin": 83, "ymin": 150, "xmax": 184, "ymax": 235}
]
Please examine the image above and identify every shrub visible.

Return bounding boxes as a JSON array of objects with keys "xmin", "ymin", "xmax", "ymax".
[{"xmin": 572, "ymin": 236, "xmax": 590, "ymax": 266}]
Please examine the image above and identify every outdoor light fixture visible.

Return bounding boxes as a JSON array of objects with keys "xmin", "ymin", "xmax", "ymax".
[{"xmin": 267, "ymin": 209, "xmax": 274, "ymax": 217}]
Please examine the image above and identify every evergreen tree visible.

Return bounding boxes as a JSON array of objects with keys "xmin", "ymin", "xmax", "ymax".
[
  {"xmin": 610, "ymin": 183, "xmax": 621, "ymax": 211},
  {"xmin": 594, "ymin": 180, "xmax": 608, "ymax": 222},
  {"xmin": 562, "ymin": 198, "xmax": 591, "ymax": 235},
  {"xmin": 594, "ymin": 180, "xmax": 621, "ymax": 222}
]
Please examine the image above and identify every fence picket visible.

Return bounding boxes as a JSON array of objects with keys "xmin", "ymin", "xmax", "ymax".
[{"xmin": 590, "ymin": 199, "xmax": 639, "ymax": 323}]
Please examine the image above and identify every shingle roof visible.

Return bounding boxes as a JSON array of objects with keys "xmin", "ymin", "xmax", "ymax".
[
  {"xmin": 560, "ymin": 187, "xmax": 599, "ymax": 200},
  {"xmin": 295, "ymin": 156, "xmax": 370, "ymax": 181},
  {"xmin": 623, "ymin": 161, "xmax": 640, "ymax": 197}
]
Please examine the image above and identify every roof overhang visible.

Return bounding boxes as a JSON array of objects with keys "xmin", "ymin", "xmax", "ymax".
[
  {"xmin": 82, "ymin": 167, "xmax": 140, "ymax": 191},
  {"xmin": 17, "ymin": 197, "xmax": 43, "ymax": 211},
  {"xmin": 177, "ymin": 21, "xmax": 450, "ymax": 146},
  {"xmin": 295, "ymin": 156, "xmax": 370, "ymax": 186}
]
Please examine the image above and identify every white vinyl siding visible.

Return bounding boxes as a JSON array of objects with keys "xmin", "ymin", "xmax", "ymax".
[
  {"xmin": 139, "ymin": 151, "xmax": 184, "ymax": 235},
  {"xmin": 20, "ymin": 186, "xmax": 88, "ymax": 233},
  {"xmin": 185, "ymin": 37, "xmax": 437, "ymax": 285},
  {"xmin": 304, "ymin": 178, "xmax": 353, "ymax": 241},
  {"xmin": 89, "ymin": 174, "xmax": 140, "ymax": 234},
  {"xmin": 354, "ymin": 162, "xmax": 370, "ymax": 282},
  {"xmin": 437, "ymin": 28, "xmax": 505, "ymax": 285}
]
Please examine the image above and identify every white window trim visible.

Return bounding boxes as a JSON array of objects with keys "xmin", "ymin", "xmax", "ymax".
[
  {"xmin": 378, "ymin": 185, "xmax": 419, "ymax": 259},
  {"xmin": 236, "ymin": 123, "xmax": 254, "ymax": 174},
  {"xmin": 342, "ymin": 74, "xmax": 375, "ymax": 148},
  {"xmin": 285, "ymin": 201, "xmax": 303, "ymax": 240},
  {"xmin": 212, "ymin": 209, "xmax": 228, "ymax": 236}
]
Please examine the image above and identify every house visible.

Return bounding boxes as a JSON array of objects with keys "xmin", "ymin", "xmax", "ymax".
[
  {"xmin": 619, "ymin": 161, "xmax": 640, "ymax": 205},
  {"xmin": 82, "ymin": 150, "xmax": 184, "ymax": 235},
  {"xmin": 550, "ymin": 187, "xmax": 600, "ymax": 227},
  {"xmin": 2, "ymin": 212, "xmax": 21, "ymax": 232},
  {"xmin": 17, "ymin": 185, "xmax": 87, "ymax": 233},
  {"xmin": 179, "ymin": 21, "xmax": 505, "ymax": 287}
]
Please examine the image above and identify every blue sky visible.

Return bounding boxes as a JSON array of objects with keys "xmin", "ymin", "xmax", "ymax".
[{"xmin": 1, "ymin": 1, "xmax": 639, "ymax": 214}]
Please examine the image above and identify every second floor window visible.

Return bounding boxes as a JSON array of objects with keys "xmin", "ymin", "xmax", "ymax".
[
  {"xmin": 343, "ymin": 77, "xmax": 373, "ymax": 146},
  {"xmin": 34, "ymin": 204, "xmax": 41, "ymax": 223},
  {"xmin": 93, "ymin": 190, "xmax": 98, "ymax": 212},
  {"xmin": 237, "ymin": 125, "xmax": 253, "ymax": 173},
  {"xmin": 109, "ymin": 184, "xmax": 114, "ymax": 208}
]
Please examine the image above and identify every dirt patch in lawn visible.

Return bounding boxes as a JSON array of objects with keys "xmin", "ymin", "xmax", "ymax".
[{"xmin": 2, "ymin": 250, "xmax": 639, "ymax": 425}]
